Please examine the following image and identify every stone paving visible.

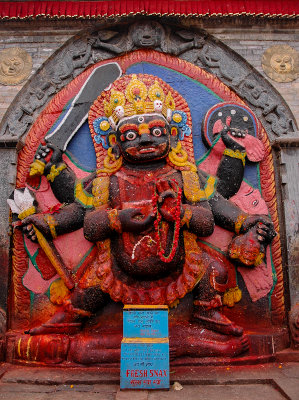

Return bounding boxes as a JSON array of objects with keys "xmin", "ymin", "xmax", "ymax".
[{"xmin": 0, "ymin": 362, "xmax": 298, "ymax": 400}]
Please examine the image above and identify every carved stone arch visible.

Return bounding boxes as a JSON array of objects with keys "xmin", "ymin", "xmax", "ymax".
[
  {"xmin": 3, "ymin": 18, "xmax": 298, "ymax": 363},
  {"xmin": 0, "ymin": 19, "xmax": 297, "ymax": 146}
]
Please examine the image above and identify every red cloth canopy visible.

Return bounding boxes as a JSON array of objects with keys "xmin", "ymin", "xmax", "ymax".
[{"xmin": 0, "ymin": 1, "xmax": 298, "ymax": 20}]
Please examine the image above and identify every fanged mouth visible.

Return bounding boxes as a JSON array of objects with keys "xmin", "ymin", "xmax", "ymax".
[
  {"xmin": 139, "ymin": 147, "xmax": 157, "ymax": 154},
  {"xmin": 126, "ymin": 142, "xmax": 168, "ymax": 157}
]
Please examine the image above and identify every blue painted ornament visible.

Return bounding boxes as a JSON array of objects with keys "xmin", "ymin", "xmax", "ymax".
[
  {"xmin": 170, "ymin": 110, "xmax": 191, "ymax": 140},
  {"xmin": 93, "ymin": 117, "xmax": 112, "ymax": 149}
]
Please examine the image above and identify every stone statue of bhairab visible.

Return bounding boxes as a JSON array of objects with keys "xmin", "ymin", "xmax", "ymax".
[{"xmin": 10, "ymin": 71, "xmax": 277, "ymax": 364}]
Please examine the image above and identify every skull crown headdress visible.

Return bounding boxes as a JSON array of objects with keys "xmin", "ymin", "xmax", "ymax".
[{"xmin": 88, "ymin": 74, "xmax": 192, "ymax": 150}]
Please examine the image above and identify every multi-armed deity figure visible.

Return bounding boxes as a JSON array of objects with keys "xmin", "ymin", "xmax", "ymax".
[{"xmin": 19, "ymin": 73, "xmax": 276, "ymax": 358}]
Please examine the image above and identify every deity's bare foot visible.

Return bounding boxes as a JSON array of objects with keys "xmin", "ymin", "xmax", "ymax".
[
  {"xmin": 24, "ymin": 309, "xmax": 81, "ymax": 335},
  {"xmin": 171, "ymin": 323, "xmax": 249, "ymax": 358},
  {"xmin": 192, "ymin": 307, "xmax": 243, "ymax": 337},
  {"xmin": 191, "ymin": 334, "xmax": 249, "ymax": 358}
]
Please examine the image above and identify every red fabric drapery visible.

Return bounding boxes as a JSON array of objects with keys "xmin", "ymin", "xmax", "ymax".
[{"xmin": 0, "ymin": 1, "xmax": 298, "ymax": 20}]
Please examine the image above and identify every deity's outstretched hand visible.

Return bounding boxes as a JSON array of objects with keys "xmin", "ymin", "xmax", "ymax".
[
  {"xmin": 22, "ymin": 214, "xmax": 51, "ymax": 242},
  {"xmin": 34, "ymin": 142, "xmax": 63, "ymax": 175},
  {"xmin": 221, "ymin": 125, "xmax": 246, "ymax": 151},
  {"xmin": 241, "ymin": 215, "xmax": 276, "ymax": 244}
]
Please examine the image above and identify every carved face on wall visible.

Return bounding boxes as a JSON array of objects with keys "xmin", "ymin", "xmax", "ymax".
[
  {"xmin": 131, "ymin": 22, "xmax": 163, "ymax": 48},
  {"xmin": 0, "ymin": 47, "xmax": 32, "ymax": 85},
  {"xmin": 115, "ymin": 114, "xmax": 171, "ymax": 163},
  {"xmin": 262, "ymin": 45, "xmax": 299, "ymax": 83},
  {"xmin": 0, "ymin": 56, "xmax": 24, "ymax": 76},
  {"xmin": 270, "ymin": 54, "xmax": 294, "ymax": 74}
]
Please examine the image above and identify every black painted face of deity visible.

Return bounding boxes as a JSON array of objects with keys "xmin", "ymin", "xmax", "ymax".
[{"xmin": 115, "ymin": 114, "xmax": 171, "ymax": 164}]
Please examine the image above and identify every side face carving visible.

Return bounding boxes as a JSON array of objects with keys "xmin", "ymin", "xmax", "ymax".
[
  {"xmin": 262, "ymin": 44, "xmax": 299, "ymax": 83},
  {"xmin": 8, "ymin": 52, "xmax": 283, "ymax": 366}
]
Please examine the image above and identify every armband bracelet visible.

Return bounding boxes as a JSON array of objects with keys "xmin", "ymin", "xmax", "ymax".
[
  {"xmin": 234, "ymin": 214, "xmax": 248, "ymax": 235},
  {"xmin": 44, "ymin": 214, "xmax": 58, "ymax": 239},
  {"xmin": 46, "ymin": 163, "xmax": 67, "ymax": 182},
  {"xmin": 223, "ymin": 149, "xmax": 246, "ymax": 167},
  {"xmin": 180, "ymin": 205, "xmax": 193, "ymax": 228},
  {"xmin": 107, "ymin": 209, "xmax": 122, "ymax": 233}
]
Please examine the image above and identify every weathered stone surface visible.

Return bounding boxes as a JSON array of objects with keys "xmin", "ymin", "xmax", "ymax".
[
  {"xmin": 148, "ymin": 384, "xmax": 285, "ymax": 400},
  {"xmin": 1, "ymin": 364, "xmax": 299, "ymax": 400},
  {"xmin": 0, "ymin": 20, "xmax": 297, "ymax": 144},
  {"xmin": 116, "ymin": 389, "xmax": 148, "ymax": 400},
  {"xmin": 1, "ymin": 366, "xmax": 119, "ymax": 385}
]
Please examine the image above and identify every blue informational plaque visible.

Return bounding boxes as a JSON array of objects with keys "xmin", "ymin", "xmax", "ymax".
[
  {"xmin": 120, "ymin": 339, "xmax": 169, "ymax": 389},
  {"xmin": 121, "ymin": 305, "xmax": 169, "ymax": 390},
  {"xmin": 123, "ymin": 305, "xmax": 168, "ymax": 338}
]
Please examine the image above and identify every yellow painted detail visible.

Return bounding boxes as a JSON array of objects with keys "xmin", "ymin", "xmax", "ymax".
[
  {"xmin": 100, "ymin": 120, "xmax": 110, "ymax": 131},
  {"xmin": 92, "ymin": 176, "xmax": 110, "ymax": 208},
  {"xmin": 204, "ymin": 175, "xmax": 217, "ymax": 199},
  {"xmin": 26, "ymin": 336, "xmax": 32, "ymax": 360},
  {"xmin": 50, "ymin": 279, "xmax": 70, "ymax": 305},
  {"xmin": 33, "ymin": 227, "xmax": 74, "ymax": 290},
  {"xmin": 223, "ymin": 286, "xmax": 242, "ymax": 307},
  {"xmin": 17, "ymin": 338, "xmax": 22, "ymax": 357},
  {"xmin": 223, "ymin": 148, "xmax": 246, "ymax": 167},
  {"xmin": 122, "ymin": 338, "xmax": 169, "ymax": 344},
  {"xmin": 148, "ymin": 80, "xmax": 165, "ymax": 102},
  {"xmin": 98, "ymin": 148, "xmax": 123, "ymax": 175},
  {"xmin": 182, "ymin": 170, "xmax": 206, "ymax": 202},
  {"xmin": 172, "ymin": 113, "xmax": 182, "ymax": 123},
  {"xmin": 124, "ymin": 305, "xmax": 169, "ymax": 310},
  {"xmin": 74, "ymin": 180, "xmax": 94, "ymax": 208},
  {"xmin": 46, "ymin": 163, "xmax": 67, "ymax": 182},
  {"xmin": 29, "ymin": 159, "xmax": 45, "ymax": 177},
  {"xmin": 18, "ymin": 206, "xmax": 36, "ymax": 220},
  {"xmin": 165, "ymin": 91, "xmax": 175, "ymax": 111}
]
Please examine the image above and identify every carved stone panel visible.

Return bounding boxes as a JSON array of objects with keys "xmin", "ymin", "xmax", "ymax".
[{"xmin": 0, "ymin": 21, "xmax": 297, "ymax": 144}]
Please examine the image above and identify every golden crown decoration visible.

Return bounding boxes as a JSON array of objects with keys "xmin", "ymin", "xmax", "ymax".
[
  {"xmin": 88, "ymin": 73, "xmax": 192, "ymax": 152},
  {"xmin": 103, "ymin": 74, "xmax": 176, "ymax": 128}
]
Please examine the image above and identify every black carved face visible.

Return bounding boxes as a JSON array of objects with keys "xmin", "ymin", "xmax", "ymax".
[
  {"xmin": 115, "ymin": 114, "xmax": 171, "ymax": 164},
  {"xmin": 132, "ymin": 22, "xmax": 162, "ymax": 48}
]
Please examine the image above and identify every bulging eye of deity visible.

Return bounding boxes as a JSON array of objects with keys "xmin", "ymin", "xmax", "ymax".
[
  {"xmin": 152, "ymin": 127, "xmax": 162, "ymax": 137},
  {"xmin": 117, "ymin": 114, "xmax": 171, "ymax": 164},
  {"xmin": 125, "ymin": 131, "xmax": 137, "ymax": 141}
]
